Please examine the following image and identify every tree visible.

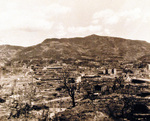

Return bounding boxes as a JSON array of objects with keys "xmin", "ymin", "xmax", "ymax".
[
  {"xmin": 63, "ymin": 71, "xmax": 77, "ymax": 107},
  {"xmin": 112, "ymin": 76, "xmax": 124, "ymax": 92}
]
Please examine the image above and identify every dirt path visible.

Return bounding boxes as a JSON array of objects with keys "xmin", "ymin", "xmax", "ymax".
[{"xmin": 49, "ymin": 96, "xmax": 70, "ymax": 102}]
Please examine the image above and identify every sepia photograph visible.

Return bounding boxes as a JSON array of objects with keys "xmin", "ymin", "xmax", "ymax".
[{"xmin": 0, "ymin": 0, "xmax": 150, "ymax": 120}]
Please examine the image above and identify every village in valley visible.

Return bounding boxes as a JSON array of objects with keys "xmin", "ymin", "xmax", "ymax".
[{"xmin": 0, "ymin": 56, "xmax": 150, "ymax": 120}]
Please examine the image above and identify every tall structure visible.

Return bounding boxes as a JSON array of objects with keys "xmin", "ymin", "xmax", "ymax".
[
  {"xmin": 0, "ymin": 66, "xmax": 1, "ymax": 82},
  {"xmin": 147, "ymin": 64, "xmax": 150, "ymax": 71},
  {"xmin": 146, "ymin": 64, "xmax": 150, "ymax": 78},
  {"xmin": 112, "ymin": 68, "xmax": 117, "ymax": 75}
]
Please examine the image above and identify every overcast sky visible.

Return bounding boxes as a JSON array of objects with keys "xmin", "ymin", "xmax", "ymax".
[{"xmin": 0, "ymin": 0, "xmax": 150, "ymax": 46}]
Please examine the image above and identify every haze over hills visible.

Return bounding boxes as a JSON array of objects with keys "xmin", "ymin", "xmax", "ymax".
[{"xmin": 1, "ymin": 35, "xmax": 150, "ymax": 66}]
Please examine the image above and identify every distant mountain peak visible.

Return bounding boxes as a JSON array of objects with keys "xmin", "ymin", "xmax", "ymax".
[
  {"xmin": 85, "ymin": 34, "xmax": 100, "ymax": 38},
  {"xmin": 43, "ymin": 38, "xmax": 60, "ymax": 43}
]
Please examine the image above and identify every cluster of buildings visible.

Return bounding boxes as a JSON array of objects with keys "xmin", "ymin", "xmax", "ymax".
[{"xmin": 30, "ymin": 64, "xmax": 63, "ymax": 81}]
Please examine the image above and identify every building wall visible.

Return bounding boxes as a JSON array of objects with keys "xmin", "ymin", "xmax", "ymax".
[
  {"xmin": 103, "ymin": 68, "xmax": 117, "ymax": 75},
  {"xmin": 147, "ymin": 64, "xmax": 150, "ymax": 71}
]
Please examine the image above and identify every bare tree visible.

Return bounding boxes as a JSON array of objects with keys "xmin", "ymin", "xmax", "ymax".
[
  {"xmin": 112, "ymin": 76, "xmax": 124, "ymax": 92},
  {"xmin": 63, "ymin": 71, "xmax": 77, "ymax": 107}
]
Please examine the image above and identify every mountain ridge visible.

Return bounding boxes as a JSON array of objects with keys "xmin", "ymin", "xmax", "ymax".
[
  {"xmin": 1, "ymin": 35, "xmax": 150, "ymax": 66},
  {"xmin": 14, "ymin": 35, "xmax": 150, "ymax": 64}
]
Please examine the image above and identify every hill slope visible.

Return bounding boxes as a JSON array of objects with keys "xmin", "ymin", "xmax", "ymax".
[
  {"xmin": 0, "ymin": 45, "xmax": 24, "ymax": 66},
  {"xmin": 3, "ymin": 35, "xmax": 150, "ymax": 66}
]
